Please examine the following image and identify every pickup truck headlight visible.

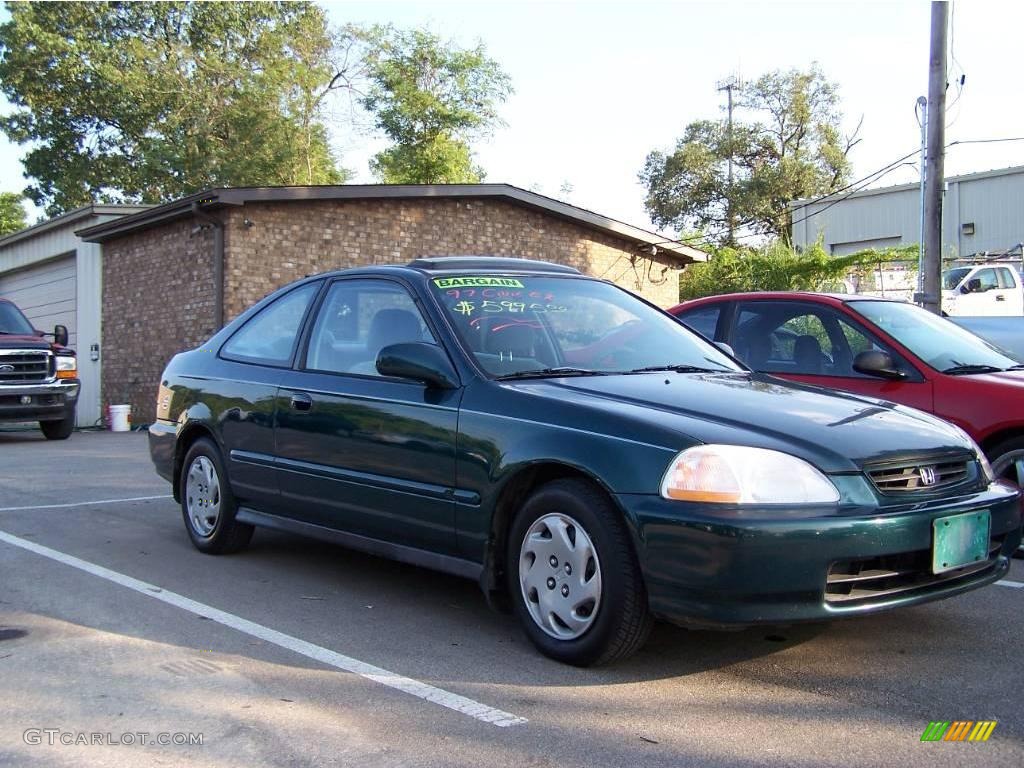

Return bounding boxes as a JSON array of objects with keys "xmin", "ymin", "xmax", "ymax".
[
  {"xmin": 55, "ymin": 355, "xmax": 77, "ymax": 379},
  {"xmin": 660, "ymin": 445, "xmax": 841, "ymax": 504}
]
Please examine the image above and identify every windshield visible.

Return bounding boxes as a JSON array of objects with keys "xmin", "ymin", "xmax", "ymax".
[
  {"xmin": 0, "ymin": 302, "xmax": 35, "ymax": 335},
  {"xmin": 942, "ymin": 267, "xmax": 970, "ymax": 290},
  {"xmin": 849, "ymin": 300, "xmax": 1018, "ymax": 373},
  {"xmin": 430, "ymin": 275, "xmax": 742, "ymax": 378}
]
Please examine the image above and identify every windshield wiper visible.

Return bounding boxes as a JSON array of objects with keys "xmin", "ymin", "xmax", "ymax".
[
  {"xmin": 1004, "ymin": 364, "xmax": 1024, "ymax": 371},
  {"xmin": 624, "ymin": 364, "xmax": 728, "ymax": 374},
  {"xmin": 942, "ymin": 363, "xmax": 1004, "ymax": 375},
  {"xmin": 495, "ymin": 367, "xmax": 609, "ymax": 381}
]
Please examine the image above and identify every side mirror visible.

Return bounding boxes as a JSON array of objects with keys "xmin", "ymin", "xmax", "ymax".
[
  {"xmin": 962, "ymin": 278, "xmax": 982, "ymax": 294},
  {"xmin": 53, "ymin": 324, "xmax": 69, "ymax": 347},
  {"xmin": 715, "ymin": 341, "xmax": 736, "ymax": 357},
  {"xmin": 376, "ymin": 342, "xmax": 459, "ymax": 389},
  {"xmin": 853, "ymin": 350, "xmax": 905, "ymax": 380}
]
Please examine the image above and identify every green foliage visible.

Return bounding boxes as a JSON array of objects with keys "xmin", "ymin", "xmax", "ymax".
[
  {"xmin": 359, "ymin": 26, "xmax": 512, "ymax": 183},
  {"xmin": 679, "ymin": 241, "xmax": 918, "ymax": 301},
  {"xmin": 0, "ymin": 192, "xmax": 27, "ymax": 236},
  {"xmin": 0, "ymin": 1, "xmax": 345, "ymax": 215},
  {"xmin": 641, "ymin": 65, "xmax": 860, "ymax": 245}
]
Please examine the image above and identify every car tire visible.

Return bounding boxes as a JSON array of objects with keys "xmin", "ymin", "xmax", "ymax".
[
  {"xmin": 506, "ymin": 478, "xmax": 652, "ymax": 666},
  {"xmin": 40, "ymin": 413, "xmax": 74, "ymax": 440},
  {"xmin": 988, "ymin": 436, "xmax": 1024, "ymax": 558},
  {"xmin": 180, "ymin": 437, "xmax": 254, "ymax": 555}
]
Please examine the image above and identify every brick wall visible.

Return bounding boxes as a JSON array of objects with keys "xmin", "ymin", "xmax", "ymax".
[
  {"xmin": 103, "ymin": 197, "xmax": 684, "ymax": 423},
  {"xmin": 101, "ymin": 219, "xmax": 216, "ymax": 423},
  {"xmin": 221, "ymin": 199, "xmax": 682, "ymax": 319}
]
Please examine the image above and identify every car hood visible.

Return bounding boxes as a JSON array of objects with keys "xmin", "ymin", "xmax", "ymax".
[
  {"xmin": 507, "ymin": 372, "xmax": 975, "ymax": 473},
  {"xmin": 962, "ymin": 370, "xmax": 1024, "ymax": 388},
  {"xmin": 0, "ymin": 334, "xmax": 50, "ymax": 350}
]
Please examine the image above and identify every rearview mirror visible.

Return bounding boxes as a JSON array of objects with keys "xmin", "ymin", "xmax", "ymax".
[
  {"xmin": 53, "ymin": 324, "xmax": 69, "ymax": 347},
  {"xmin": 852, "ymin": 350, "xmax": 905, "ymax": 380},
  {"xmin": 376, "ymin": 342, "xmax": 459, "ymax": 389}
]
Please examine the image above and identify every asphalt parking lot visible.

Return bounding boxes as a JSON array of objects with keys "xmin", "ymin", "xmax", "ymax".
[{"xmin": 0, "ymin": 430, "xmax": 1021, "ymax": 767}]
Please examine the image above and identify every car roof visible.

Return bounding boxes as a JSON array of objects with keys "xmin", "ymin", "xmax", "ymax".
[
  {"xmin": 671, "ymin": 291, "xmax": 905, "ymax": 310},
  {"xmin": 295, "ymin": 256, "xmax": 587, "ymax": 283}
]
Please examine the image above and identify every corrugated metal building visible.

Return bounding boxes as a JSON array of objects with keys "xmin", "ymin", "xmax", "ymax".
[
  {"xmin": 0, "ymin": 205, "xmax": 150, "ymax": 427},
  {"xmin": 790, "ymin": 165, "xmax": 1024, "ymax": 265}
]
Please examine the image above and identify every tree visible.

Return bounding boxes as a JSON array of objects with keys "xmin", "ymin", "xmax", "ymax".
[
  {"xmin": 0, "ymin": 192, "xmax": 27, "ymax": 236},
  {"xmin": 640, "ymin": 65, "xmax": 861, "ymax": 245},
  {"xmin": 0, "ymin": 1, "xmax": 346, "ymax": 215},
  {"xmin": 678, "ymin": 241, "xmax": 917, "ymax": 301},
  {"xmin": 359, "ymin": 26, "xmax": 512, "ymax": 184}
]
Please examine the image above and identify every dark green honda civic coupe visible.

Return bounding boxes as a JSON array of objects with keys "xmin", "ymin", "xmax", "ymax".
[{"xmin": 149, "ymin": 257, "xmax": 1022, "ymax": 665}]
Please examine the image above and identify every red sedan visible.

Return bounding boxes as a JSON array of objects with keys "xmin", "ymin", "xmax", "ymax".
[{"xmin": 669, "ymin": 293, "xmax": 1024, "ymax": 496}]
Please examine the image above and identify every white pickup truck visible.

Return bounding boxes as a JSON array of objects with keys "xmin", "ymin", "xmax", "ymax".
[{"xmin": 942, "ymin": 264, "xmax": 1024, "ymax": 316}]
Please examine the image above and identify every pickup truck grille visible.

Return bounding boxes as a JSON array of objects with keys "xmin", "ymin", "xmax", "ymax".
[
  {"xmin": 0, "ymin": 350, "xmax": 52, "ymax": 383},
  {"xmin": 866, "ymin": 458, "xmax": 973, "ymax": 495}
]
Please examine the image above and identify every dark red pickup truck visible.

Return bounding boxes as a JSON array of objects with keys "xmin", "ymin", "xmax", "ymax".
[{"xmin": 0, "ymin": 298, "xmax": 79, "ymax": 439}]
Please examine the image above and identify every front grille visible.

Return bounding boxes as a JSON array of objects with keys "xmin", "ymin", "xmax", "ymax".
[
  {"xmin": 866, "ymin": 458, "xmax": 972, "ymax": 495},
  {"xmin": 0, "ymin": 350, "xmax": 52, "ymax": 383},
  {"xmin": 825, "ymin": 535, "xmax": 1005, "ymax": 605}
]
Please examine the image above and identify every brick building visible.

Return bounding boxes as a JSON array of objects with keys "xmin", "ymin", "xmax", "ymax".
[{"xmin": 78, "ymin": 184, "xmax": 706, "ymax": 423}]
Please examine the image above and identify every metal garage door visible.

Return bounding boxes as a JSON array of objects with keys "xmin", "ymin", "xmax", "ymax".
[{"xmin": 0, "ymin": 254, "xmax": 77, "ymax": 348}]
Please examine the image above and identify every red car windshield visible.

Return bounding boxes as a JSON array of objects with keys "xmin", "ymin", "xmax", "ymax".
[
  {"xmin": 0, "ymin": 302, "xmax": 35, "ymax": 335},
  {"xmin": 430, "ymin": 275, "xmax": 741, "ymax": 378},
  {"xmin": 850, "ymin": 300, "xmax": 1018, "ymax": 373}
]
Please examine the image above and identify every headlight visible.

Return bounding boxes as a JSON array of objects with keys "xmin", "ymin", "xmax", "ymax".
[
  {"xmin": 55, "ymin": 355, "xmax": 77, "ymax": 379},
  {"xmin": 660, "ymin": 445, "xmax": 840, "ymax": 505},
  {"xmin": 945, "ymin": 424, "xmax": 993, "ymax": 483}
]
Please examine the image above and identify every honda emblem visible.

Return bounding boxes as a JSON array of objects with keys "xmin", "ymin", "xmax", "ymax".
[
  {"xmin": 918, "ymin": 466, "xmax": 937, "ymax": 486},
  {"xmin": 0, "ymin": 364, "xmax": 14, "ymax": 373}
]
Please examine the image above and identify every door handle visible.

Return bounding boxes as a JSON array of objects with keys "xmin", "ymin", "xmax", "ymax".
[
  {"xmin": 289, "ymin": 392, "xmax": 313, "ymax": 411},
  {"xmin": 995, "ymin": 295, "xmax": 1006, "ymax": 301}
]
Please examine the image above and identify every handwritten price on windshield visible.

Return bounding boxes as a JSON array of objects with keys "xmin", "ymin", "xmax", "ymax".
[{"xmin": 451, "ymin": 300, "xmax": 568, "ymax": 316}]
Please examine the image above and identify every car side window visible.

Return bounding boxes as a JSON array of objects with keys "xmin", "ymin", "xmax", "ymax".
[
  {"xmin": 734, "ymin": 302, "xmax": 892, "ymax": 378},
  {"xmin": 677, "ymin": 306, "xmax": 721, "ymax": 339},
  {"xmin": 305, "ymin": 279, "xmax": 436, "ymax": 376},
  {"xmin": 974, "ymin": 268, "xmax": 998, "ymax": 291},
  {"xmin": 996, "ymin": 267, "xmax": 1017, "ymax": 289},
  {"xmin": 221, "ymin": 282, "xmax": 320, "ymax": 366}
]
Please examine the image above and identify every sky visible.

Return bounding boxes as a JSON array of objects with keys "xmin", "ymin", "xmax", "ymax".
[{"xmin": 3, "ymin": 0, "xmax": 1023, "ymax": 235}]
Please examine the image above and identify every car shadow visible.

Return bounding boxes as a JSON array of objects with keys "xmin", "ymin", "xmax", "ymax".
[{"xmin": 234, "ymin": 527, "xmax": 828, "ymax": 686}]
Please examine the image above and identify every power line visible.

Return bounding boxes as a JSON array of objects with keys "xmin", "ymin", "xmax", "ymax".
[{"xmin": 644, "ymin": 136, "xmax": 1024, "ymax": 252}]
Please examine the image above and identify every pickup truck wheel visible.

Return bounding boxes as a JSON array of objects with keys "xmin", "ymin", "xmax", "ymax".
[
  {"xmin": 988, "ymin": 436, "xmax": 1024, "ymax": 558},
  {"xmin": 507, "ymin": 478, "xmax": 652, "ymax": 666},
  {"xmin": 40, "ymin": 414, "xmax": 74, "ymax": 440},
  {"xmin": 180, "ymin": 438, "xmax": 253, "ymax": 554}
]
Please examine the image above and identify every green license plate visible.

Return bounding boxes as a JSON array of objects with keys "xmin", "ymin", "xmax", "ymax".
[{"xmin": 932, "ymin": 511, "xmax": 991, "ymax": 574}]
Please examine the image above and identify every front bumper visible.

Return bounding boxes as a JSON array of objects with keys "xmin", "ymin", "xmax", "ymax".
[
  {"xmin": 0, "ymin": 380, "xmax": 79, "ymax": 422},
  {"xmin": 149, "ymin": 420, "xmax": 177, "ymax": 485},
  {"xmin": 618, "ymin": 483, "xmax": 1022, "ymax": 628}
]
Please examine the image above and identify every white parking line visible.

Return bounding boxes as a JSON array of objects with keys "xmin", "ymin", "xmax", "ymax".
[
  {"xmin": 997, "ymin": 579, "xmax": 1024, "ymax": 589},
  {"xmin": 0, "ymin": 495, "xmax": 172, "ymax": 512},
  {"xmin": 0, "ymin": 529, "xmax": 527, "ymax": 728}
]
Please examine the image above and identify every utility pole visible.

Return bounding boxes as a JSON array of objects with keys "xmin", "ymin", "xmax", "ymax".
[
  {"xmin": 919, "ymin": 1, "xmax": 948, "ymax": 314},
  {"xmin": 717, "ymin": 76, "xmax": 741, "ymax": 247},
  {"xmin": 916, "ymin": 96, "xmax": 928, "ymax": 294}
]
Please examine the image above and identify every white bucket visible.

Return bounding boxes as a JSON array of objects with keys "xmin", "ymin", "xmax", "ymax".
[{"xmin": 109, "ymin": 404, "xmax": 132, "ymax": 432}]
